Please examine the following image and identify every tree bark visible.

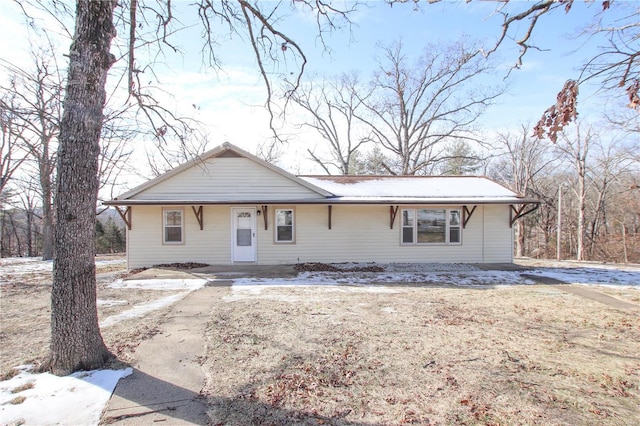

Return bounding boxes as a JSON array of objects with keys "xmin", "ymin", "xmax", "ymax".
[{"xmin": 50, "ymin": 0, "xmax": 117, "ymax": 375}]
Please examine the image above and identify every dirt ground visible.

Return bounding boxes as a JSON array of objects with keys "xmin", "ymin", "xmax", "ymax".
[{"xmin": 1, "ymin": 256, "xmax": 639, "ymax": 425}]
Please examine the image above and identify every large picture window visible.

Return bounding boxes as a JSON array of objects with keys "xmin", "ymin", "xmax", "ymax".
[
  {"xmin": 401, "ymin": 208, "xmax": 461, "ymax": 245},
  {"xmin": 275, "ymin": 209, "xmax": 294, "ymax": 243},
  {"xmin": 163, "ymin": 208, "xmax": 184, "ymax": 244}
]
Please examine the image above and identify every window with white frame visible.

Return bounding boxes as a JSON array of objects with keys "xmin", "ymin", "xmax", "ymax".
[
  {"xmin": 163, "ymin": 208, "xmax": 184, "ymax": 244},
  {"xmin": 275, "ymin": 209, "xmax": 294, "ymax": 243},
  {"xmin": 401, "ymin": 208, "xmax": 461, "ymax": 244}
]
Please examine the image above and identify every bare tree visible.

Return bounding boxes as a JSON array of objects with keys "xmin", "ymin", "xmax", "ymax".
[
  {"xmin": 486, "ymin": 0, "xmax": 639, "ymax": 141},
  {"xmin": 0, "ymin": 48, "xmax": 63, "ymax": 260},
  {"xmin": 145, "ymin": 131, "xmax": 211, "ymax": 177},
  {"xmin": 356, "ymin": 39, "xmax": 503, "ymax": 175},
  {"xmin": 555, "ymin": 123, "xmax": 597, "ymax": 261},
  {"xmin": 14, "ymin": 0, "xmax": 358, "ymax": 374},
  {"xmin": 491, "ymin": 125, "xmax": 554, "ymax": 257},
  {"xmin": 583, "ymin": 139, "xmax": 639, "ymax": 259},
  {"xmin": 16, "ymin": 177, "xmax": 42, "ymax": 257},
  {"xmin": 393, "ymin": 1, "xmax": 638, "ymax": 141},
  {"xmin": 121, "ymin": 0, "xmax": 358, "ymax": 143},
  {"xmin": 292, "ymin": 74, "xmax": 371, "ymax": 175},
  {"xmin": 0, "ymin": 94, "xmax": 27, "ymax": 194},
  {"xmin": 256, "ymin": 139, "xmax": 285, "ymax": 165}
]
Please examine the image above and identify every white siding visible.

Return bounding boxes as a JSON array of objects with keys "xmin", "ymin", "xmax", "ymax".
[
  {"xmin": 127, "ymin": 205, "xmax": 232, "ymax": 268},
  {"xmin": 133, "ymin": 157, "xmax": 323, "ymax": 201},
  {"xmin": 126, "ymin": 204, "xmax": 514, "ymax": 268},
  {"xmin": 482, "ymin": 204, "xmax": 514, "ymax": 263},
  {"xmin": 258, "ymin": 205, "xmax": 487, "ymax": 264}
]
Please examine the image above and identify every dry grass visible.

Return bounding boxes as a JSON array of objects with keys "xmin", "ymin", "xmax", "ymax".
[
  {"xmin": 1, "ymin": 256, "xmax": 639, "ymax": 425},
  {"xmin": 0, "ymin": 256, "xmax": 179, "ymax": 374},
  {"xmin": 202, "ymin": 284, "xmax": 640, "ymax": 425}
]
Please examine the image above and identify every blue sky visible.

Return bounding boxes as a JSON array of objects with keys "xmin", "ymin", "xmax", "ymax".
[
  {"xmin": 0, "ymin": 1, "xmax": 632, "ymax": 180},
  {"xmin": 153, "ymin": 1, "xmax": 615, "ymax": 136}
]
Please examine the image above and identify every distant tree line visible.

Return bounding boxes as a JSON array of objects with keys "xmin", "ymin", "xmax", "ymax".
[
  {"xmin": 289, "ymin": 40, "xmax": 640, "ymax": 264},
  {"xmin": 0, "ymin": 209, "xmax": 125, "ymax": 257}
]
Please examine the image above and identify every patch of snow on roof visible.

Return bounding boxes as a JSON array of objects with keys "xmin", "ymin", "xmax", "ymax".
[{"xmin": 300, "ymin": 176, "xmax": 518, "ymax": 198}]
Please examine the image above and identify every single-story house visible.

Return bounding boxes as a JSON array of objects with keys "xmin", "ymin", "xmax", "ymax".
[{"xmin": 104, "ymin": 143, "xmax": 538, "ymax": 269}]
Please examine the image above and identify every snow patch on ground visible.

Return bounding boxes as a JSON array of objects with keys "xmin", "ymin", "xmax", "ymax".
[
  {"xmin": 97, "ymin": 299, "xmax": 128, "ymax": 307},
  {"xmin": 100, "ymin": 292, "xmax": 189, "ymax": 328},
  {"xmin": 108, "ymin": 278, "xmax": 208, "ymax": 291},
  {"xmin": 100, "ymin": 279, "xmax": 207, "ymax": 327},
  {"xmin": 0, "ymin": 367, "xmax": 132, "ymax": 426},
  {"xmin": 233, "ymin": 269, "xmax": 533, "ymax": 288},
  {"xmin": 0, "ymin": 257, "xmax": 126, "ymax": 280},
  {"xmin": 525, "ymin": 267, "xmax": 640, "ymax": 288}
]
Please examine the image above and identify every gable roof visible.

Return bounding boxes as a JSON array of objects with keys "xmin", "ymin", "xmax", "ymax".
[
  {"xmin": 300, "ymin": 175, "xmax": 532, "ymax": 204},
  {"xmin": 105, "ymin": 143, "xmax": 537, "ymax": 206},
  {"xmin": 111, "ymin": 142, "xmax": 333, "ymax": 202}
]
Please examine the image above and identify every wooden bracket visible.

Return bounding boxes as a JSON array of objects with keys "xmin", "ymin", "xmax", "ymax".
[
  {"xmin": 192, "ymin": 206, "xmax": 203, "ymax": 230},
  {"xmin": 390, "ymin": 206, "xmax": 399, "ymax": 229},
  {"xmin": 328, "ymin": 205, "xmax": 332, "ymax": 230},
  {"xmin": 115, "ymin": 206, "xmax": 131, "ymax": 230},
  {"xmin": 462, "ymin": 205, "xmax": 476, "ymax": 229},
  {"xmin": 261, "ymin": 205, "xmax": 268, "ymax": 230},
  {"xmin": 510, "ymin": 203, "xmax": 540, "ymax": 228}
]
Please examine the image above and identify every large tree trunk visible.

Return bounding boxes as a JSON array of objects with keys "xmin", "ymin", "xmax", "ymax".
[{"xmin": 50, "ymin": 0, "xmax": 117, "ymax": 375}]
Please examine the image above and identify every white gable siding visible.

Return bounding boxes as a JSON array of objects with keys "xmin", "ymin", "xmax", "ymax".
[{"xmin": 133, "ymin": 157, "xmax": 323, "ymax": 201}]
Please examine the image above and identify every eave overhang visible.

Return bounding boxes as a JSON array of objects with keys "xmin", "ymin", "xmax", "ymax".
[{"xmin": 103, "ymin": 196, "xmax": 540, "ymax": 206}]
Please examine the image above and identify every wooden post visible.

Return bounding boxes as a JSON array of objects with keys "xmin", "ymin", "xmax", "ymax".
[
  {"xmin": 191, "ymin": 206, "xmax": 203, "ymax": 230},
  {"xmin": 389, "ymin": 206, "xmax": 399, "ymax": 229},
  {"xmin": 114, "ymin": 206, "xmax": 131, "ymax": 230},
  {"xmin": 261, "ymin": 205, "xmax": 268, "ymax": 230}
]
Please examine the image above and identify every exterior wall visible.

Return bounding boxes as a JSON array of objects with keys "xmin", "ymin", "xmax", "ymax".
[
  {"xmin": 126, "ymin": 204, "xmax": 514, "ymax": 268},
  {"xmin": 259, "ymin": 205, "xmax": 489, "ymax": 264},
  {"xmin": 127, "ymin": 205, "xmax": 232, "ymax": 268},
  {"xmin": 134, "ymin": 157, "xmax": 323, "ymax": 201},
  {"xmin": 482, "ymin": 204, "xmax": 514, "ymax": 263}
]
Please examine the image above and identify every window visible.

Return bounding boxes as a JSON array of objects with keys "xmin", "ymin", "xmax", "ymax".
[
  {"xmin": 163, "ymin": 208, "xmax": 183, "ymax": 244},
  {"xmin": 275, "ymin": 209, "xmax": 294, "ymax": 243},
  {"xmin": 401, "ymin": 208, "xmax": 461, "ymax": 245},
  {"xmin": 449, "ymin": 210, "xmax": 461, "ymax": 243},
  {"xmin": 402, "ymin": 209, "xmax": 414, "ymax": 243}
]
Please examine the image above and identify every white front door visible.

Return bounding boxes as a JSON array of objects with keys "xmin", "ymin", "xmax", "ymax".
[{"xmin": 232, "ymin": 208, "xmax": 256, "ymax": 262}]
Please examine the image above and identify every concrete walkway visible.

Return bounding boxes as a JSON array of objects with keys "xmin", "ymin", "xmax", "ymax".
[
  {"xmin": 101, "ymin": 286, "xmax": 222, "ymax": 425},
  {"xmin": 521, "ymin": 273, "xmax": 640, "ymax": 312},
  {"xmin": 553, "ymin": 284, "xmax": 640, "ymax": 312}
]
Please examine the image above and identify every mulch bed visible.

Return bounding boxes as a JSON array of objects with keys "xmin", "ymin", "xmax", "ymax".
[
  {"xmin": 153, "ymin": 262, "xmax": 210, "ymax": 270},
  {"xmin": 294, "ymin": 262, "xmax": 384, "ymax": 273}
]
